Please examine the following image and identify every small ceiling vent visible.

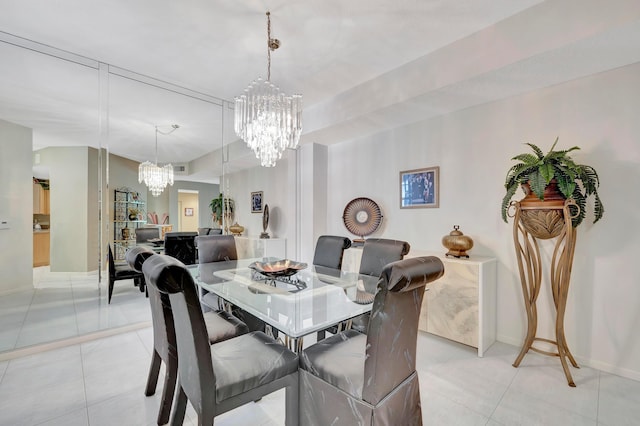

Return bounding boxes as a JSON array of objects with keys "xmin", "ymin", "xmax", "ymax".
[{"xmin": 173, "ymin": 163, "xmax": 189, "ymax": 175}]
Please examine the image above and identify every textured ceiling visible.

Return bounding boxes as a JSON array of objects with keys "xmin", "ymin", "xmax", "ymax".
[{"xmin": 1, "ymin": 0, "xmax": 639, "ymax": 182}]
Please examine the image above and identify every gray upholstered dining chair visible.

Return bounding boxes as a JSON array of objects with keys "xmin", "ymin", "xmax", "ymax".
[
  {"xmin": 142, "ymin": 254, "xmax": 299, "ymax": 426},
  {"xmin": 197, "ymin": 234, "xmax": 238, "ymax": 311},
  {"xmin": 196, "ymin": 235, "xmax": 268, "ymax": 333},
  {"xmin": 164, "ymin": 231, "xmax": 198, "ymax": 265},
  {"xmin": 299, "ymin": 256, "xmax": 445, "ymax": 426},
  {"xmin": 312, "ymin": 235, "xmax": 352, "ymax": 270},
  {"xmin": 127, "ymin": 247, "xmax": 249, "ymax": 425},
  {"xmin": 107, "ymin": 244, "xmax": 145, "ymax": 303},
  {"xmin": 350, "ymin": 238, "xmax": 411, "ymax": 333},
  {"xmin": 135, "ymin": 226, "xmax": 160, "ymax": 243},
  {"xmin": 197, "ymin": 227, "xmax": 223, "ymax": 236},
  {"xmin": 359, "ymin": 238, "xmax": 411, "ymax": 277},
  {"xmin": 195, "ymin": 234, "xmax": 238, "ymax": 263},
  {"xmin": 313, "ymin": 235, "xmax": 352, "ymax": 340}
]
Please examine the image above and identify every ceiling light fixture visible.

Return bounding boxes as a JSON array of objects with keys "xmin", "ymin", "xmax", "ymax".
[
  {"xmin": 234, "ymin": 11, "xmax": 302, "ymax": 167},
  {"xmin": 138, "ymin": 124, "xmax": 179, "ymax": 197}
]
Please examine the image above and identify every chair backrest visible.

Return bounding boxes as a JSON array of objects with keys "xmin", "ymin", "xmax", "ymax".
[
  {"xmin": 136, "ymin": 227, "xmax": 160, "ymax": 243},
  {"xmin": 125, "ymin": 245, "xmax": 156, "ymax": 272},
  {"xmin": 359, "ymin": 238, "xmax": 411, "ymax": 277},
  {"xmin": 195, "ymin": 235, "xmax": 238, "ymax": 264},
  {"xmin": 312, "ymin": 235, "xmax": 352, "ymax": 270},
  {"xmin": 363, "ymin": 256, "xmax": 444, "ymax": 405},
  {"xmin": 164, "ymin": 231, "xmax": 198, "ymax": 265},
  {"xmin": 143, "ymin": 254, "xmax": 216, "ymax": 411}
]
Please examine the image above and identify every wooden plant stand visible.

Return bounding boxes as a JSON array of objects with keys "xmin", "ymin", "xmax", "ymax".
[{"xmin": 510, "ymin": 198, "xmax": 580, "ymax": 387}]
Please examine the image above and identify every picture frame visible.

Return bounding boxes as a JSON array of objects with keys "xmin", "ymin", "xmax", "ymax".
[
  {"xmin": 251, "ymin": 191, "xmax": 263, "ymax": 213},
  {"xmin": 184, "ymin": 207, "xmax": 194, "ymax": 216},
  {"xmin": 399, "ymin": 166, "xmax": 439, "ymax": 209}
]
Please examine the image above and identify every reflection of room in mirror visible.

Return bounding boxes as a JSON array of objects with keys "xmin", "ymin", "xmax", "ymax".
[{"xmin": 0, "ymin": 34, "xmax": 229, "ymax": 353}]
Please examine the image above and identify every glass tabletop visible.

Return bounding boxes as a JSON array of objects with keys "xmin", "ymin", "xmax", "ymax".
[{"xmin": 188, "ymin": 259, "xmax": 379, "ymax": 338}]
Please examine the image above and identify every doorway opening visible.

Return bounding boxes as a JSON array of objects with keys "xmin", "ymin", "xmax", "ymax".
[{"xmin": 177, "ymin": 189, "xmax": 199, "ymax": 232}]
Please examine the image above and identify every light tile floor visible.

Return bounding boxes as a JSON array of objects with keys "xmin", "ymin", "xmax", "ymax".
[
  {"xmin": 1, "ymin": 268, "xmax": 639, "ymax": 425},
  {"xmin": 0, "ymin": 329, "xmax": 639, "ymax": 425},
  {"xmin": 0, "ymin": 267, "xmax": 150, "ymax": 352}
]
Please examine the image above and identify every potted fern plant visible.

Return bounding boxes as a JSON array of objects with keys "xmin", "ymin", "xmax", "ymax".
[
  {"xmin": 209, "ymin": 194, "xmax": 234, "ymax": 226},
  {"xmin": 501, "ymin": 137, "xmax": 604, "ymax": 227}
]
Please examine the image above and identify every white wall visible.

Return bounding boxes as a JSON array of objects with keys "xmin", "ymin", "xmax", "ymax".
[
  {"xmin": 325, "ymin": 63, "xmax": 640, "ymax": 379},
  {"xmin": 224, "ymin": 150, "xmax": 294, "ymax": 255},
  {"xmin": 0, "ymin": 119, "xmax": 32, "ymax": 293},
  {"xmin": 38, "ymin": 146, "xmax": 92, "ymax": 272}
]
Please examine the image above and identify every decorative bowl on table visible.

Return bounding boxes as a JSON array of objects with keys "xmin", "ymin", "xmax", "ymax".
[{"xmin": 248, "ymin": 259, "xmax": 307, "ymax": 278}]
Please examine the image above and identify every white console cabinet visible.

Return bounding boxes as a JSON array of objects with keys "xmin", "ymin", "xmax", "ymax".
[{"xmin": 342, "ymin": 247, "xmax": 496, "ymax": 356}]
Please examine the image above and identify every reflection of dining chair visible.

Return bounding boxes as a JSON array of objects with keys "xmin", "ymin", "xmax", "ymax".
[
  {"xmin": 312, "ymin": 235, "xmax": 352, "ymax": 270},
  {"xmin": 197, "ymin": 227, "xmax": 223, "ymax": 236},
  {"xmin": 351, "ymin": 238, "xmax": 411, "ymax": 333},
  {"xmin": 198, "ymin": 235, "xmax": 238, "ymax": 311},
  {"xmin": 196, "ymin": 234, "xmax": 238, "ymax": 263},
  {"xmin": 197, "ymin": 235, "xmax": 267, "ymax": 333},
  {"xmin": 163, "ymin": 231, "xmax": 198, "ymax": 265},
  {"xmin": 128, "ymin": 249, "xmax": 250, "ymax": 425},
  {"xmin": 135, "ymin": 227, "xmax": 160, "ymax": 243},
  {"xmin": 107, "ymin": 244, "xmax": 145, "ymax": 303},
  {"xmin": 299, "ymin": 256, "xmax": 444, "ymax": 425},
  {"xmin": 143, "ymin": 254, "xmax": 299, "ymax": 426},
  {"xmin": 313, "ymin": 235, "xmax": 352, "ymax": 340}
]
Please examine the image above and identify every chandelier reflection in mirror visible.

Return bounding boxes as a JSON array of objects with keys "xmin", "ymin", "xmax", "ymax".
[
  {"xmin": 138, "ymin": 124, "xmax": 179, "ymax": 197},
  {"xmin": 234, "ymin": 11, "xmax": 302, "ymax": 167}
]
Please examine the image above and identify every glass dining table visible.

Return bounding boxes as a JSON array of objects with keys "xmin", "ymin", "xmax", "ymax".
[{"xmin": 187, "ymin": 258, "xmax": 379, "ymax": 352}]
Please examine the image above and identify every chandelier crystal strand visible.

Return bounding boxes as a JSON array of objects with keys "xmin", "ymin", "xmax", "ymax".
[
  {"xmin": 234, "ymin": 11, "xmax": 302, "ymax": 167},
  {"xmin": 138, "ymin": 125, "xmax": 176, "ymax": 196}
]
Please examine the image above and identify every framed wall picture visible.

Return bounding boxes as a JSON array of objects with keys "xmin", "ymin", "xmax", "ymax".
[
  {"xmin": 251, "ymin": 191, "xmax": 263, "ymax": 213},
  {"xmin": 184, "ymin": 207, "xmax": 194, "ymax": 216},
  {"xmin": 399, "ymin": 166, "xmax": 439, "ymax": 208}
]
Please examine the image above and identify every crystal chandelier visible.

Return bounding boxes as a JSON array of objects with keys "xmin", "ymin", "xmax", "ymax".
[
  {"xmin": 234, "ymin": 11, "xmax": 302, "ymax": 167},
  {"xmin": 138, "ymin": 124, "xmax": 179, "ymax": 197}
]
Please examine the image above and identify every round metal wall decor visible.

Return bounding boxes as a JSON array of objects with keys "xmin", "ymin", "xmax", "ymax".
[{"xmin": 343, "ymin": 197, "xmax": 383, "ymax": 238}]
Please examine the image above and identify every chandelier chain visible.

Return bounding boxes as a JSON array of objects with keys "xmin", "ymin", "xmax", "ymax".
[
  {"xmin": 267, "ymin": 11, "xmax": 271, "ymax": 81},
  {"xmin": 155, "ymin": 126, "xmax": 158, "ymax": 164}
]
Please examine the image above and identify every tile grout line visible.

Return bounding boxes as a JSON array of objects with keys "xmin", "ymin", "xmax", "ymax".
[
  {"xmin": 487, "ymin": 361, "xmax": 521, "ymax": 424},
  {"xmin": 14, "ymin": 287, "xmax": 37, "ymax": 351}
]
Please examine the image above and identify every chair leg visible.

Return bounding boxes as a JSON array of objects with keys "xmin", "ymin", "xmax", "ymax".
[
  {"xmin": 145, "ymin": 350, "xmax": 162, "ymax": 396},
  {"xmin": 158, "ymin": 357, "xmax": 178, "ymax": 425},
  {"xmin": 285, "ymin": 376, "xmax": 299, "ymax": 426},
  {"xmin": 108, "ymin": 277, "xmax": 115, "ymax": 304},
  {"xmin": 170, "ymin": 381, "xmax": 187, "ymax": 426}
]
